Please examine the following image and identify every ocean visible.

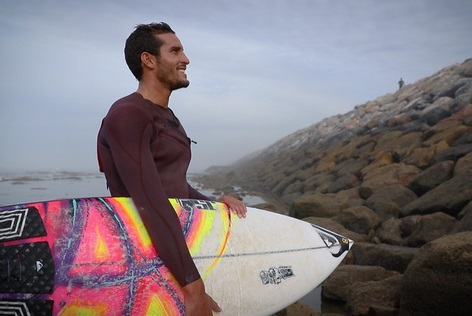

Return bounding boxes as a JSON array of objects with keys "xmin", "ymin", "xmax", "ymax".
[{"xmin": 0, "ymin": 170, "xmax": 340, "ymax": 314}]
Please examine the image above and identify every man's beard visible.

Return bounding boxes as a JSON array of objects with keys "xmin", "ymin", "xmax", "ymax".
[
  {"xmin": 171, "ymin": 78, "xmax": 190, "ymax": 90},
  {"xmin": 156, "ymin": 61, "xmax": 190, "ymax": 90}
]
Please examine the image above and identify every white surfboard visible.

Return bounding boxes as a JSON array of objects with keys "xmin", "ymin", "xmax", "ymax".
[
  {"xmin": 198, "ymin": 203, "xmax": 353, "ymax": 315},
  {"xmin": 0, "ymin": 198, "xmax": 353, "ymax": 315}
]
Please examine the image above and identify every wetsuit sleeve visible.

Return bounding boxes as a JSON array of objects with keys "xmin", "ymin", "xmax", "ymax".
[
  {"xmin": 188, "ymin": 185, "xmax": 210, "ymax": 200},
  {"xmin": 100, "ymin": 106, "xmax": 200, "ymax": 287}
]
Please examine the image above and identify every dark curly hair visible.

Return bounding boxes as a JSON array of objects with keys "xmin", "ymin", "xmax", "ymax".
[{"xmin": 124, "ymin": 22, "xmax": 175, "ymax": 80}]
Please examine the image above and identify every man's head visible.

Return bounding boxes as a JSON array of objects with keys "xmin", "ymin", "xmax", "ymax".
[{"xmin": 124, "ymin": 22, "xmax": 176, "ymax": 81}]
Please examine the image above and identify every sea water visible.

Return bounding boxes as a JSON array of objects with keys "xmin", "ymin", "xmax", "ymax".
[
  {"xmin": 0, "ymin": 170, "xmax": 330, "ymax": 314},
  {"xmin": 0, "ymin": 170, "xmax": 109, "ymax": 205}
]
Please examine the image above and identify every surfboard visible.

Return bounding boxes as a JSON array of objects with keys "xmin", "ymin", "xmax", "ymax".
[{"xmin": 0, "ymin": 197, "xmax": 352, "ymax": 315}]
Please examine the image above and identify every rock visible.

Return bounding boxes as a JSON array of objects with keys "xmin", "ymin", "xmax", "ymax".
[
  {"xmin": 351, "ymin": 242, "xmax": 418, "ymax": 273},
  {"xmin": 365, "ymin": 200, "xmax": 401, "ymax": 222},
  {"xmin": 466, "ymin": 112, "xmax": 472, "ymax": 126},
  {"xmin": 454, "ymin": 150, "xmax": 472, "ymax": 174},
  {"xmin": 455, "ymin": 202, "xmax": 472, "ymax": 233},
  {"xmin": 457, "ymin": 58, "xmax": 472, "ymax": 77},
  {"xmin": 333, "ymin": 157, "xmax": 370, "ymax": 177},
  {"xmin": 400, "ymin": 232, "xmax": 472, "ymax": 316},
  {"xmin": 436, "ymin": 77, "xmax": 472, "ymax": 98},
  {"xmin": 455, "ymin": 80, "xmax": 472, "ymax": 107},
  {"xmin": 290, "ymin": 192, "xmax": 350, "ymax": 218},
  {"xmin": 333, "ymin": 206, "xmax": 380, "ymax": 235},
  {"xmin": 424, "ymin": 121, "xmax": 471, "ymax": 147},
  {"xmin": 435, "ymin": 143, "xmax": 472, "ymax": 163},
  {"xmin": 453, "ymin": 127, "xmax": 472, "ymax": 145},
  {"xmin": 420, "ymin": 96, "xmax": 455, "ymax": 125},
  {"xmin": 403, "ymin": 142, "xmax": 448, "ymax": 168},
  {"xmin": 272, "ymin": 174, "xmax": 300, "ymax": 195},
  {"xmin": 401, "ymin": 170, "xmax": 472, "ymax": 217},
  {"xmin": 281, "ymin": 192, "xmax": 302, "ymax": 206},
  {"xmin": 322, "ymin": 265, "xmax": 399, "ymax": 301},
  {"xmin": 358, "ymin": 153, "xmax": 394, "ymax": 183},
  {"xmin": 272, "ymin": 302, "xmax": 319, "ymax": 316},
  {"xmin": 346, "ymin": 275, "xmax": 402, "ymax": 316},
  {"xmin": 404, "ymin": 212, "xmax": 459, "ymax": 247},
  {"xmin": 360, "ymin": 164, "xmax": 421, "ymax": 198},
  {"xmin": 303, "ymin": 173, "xmax": 336, "ymax": 194},
  {"xmin": 282, "ymin": 180, "xmax": 304, "ymax": 196},
  {"xmin": 376, "ymin": 218, "xmax": 403, "ymax": 245},
  {"xmin": 398, "ymin": 215, "xmax": 422, "ymax": 238},
  {"xmin": 327, "ymin": 173, "xmax": 360, "ymax": 193},
  {"xmin": 406, "ymin": 160, "xmax": 454, "ymax": 195},
  {"xmin": 365, "ymin": 185, "xmax": 418, "ymax": 220}
]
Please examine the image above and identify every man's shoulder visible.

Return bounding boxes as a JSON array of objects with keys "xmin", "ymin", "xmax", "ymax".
[
  {"xmin": 112, "ymin": 92, "xmax": 144, "ymax": 108},
  {"xmin": 103, "ymin": 93, "xmax": 152, "ymax": 123},
  {"xmin": 108, "ymin": 93, "xmax": 148, "ymax": 114}
]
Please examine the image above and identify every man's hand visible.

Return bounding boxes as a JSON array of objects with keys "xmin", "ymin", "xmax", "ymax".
[
  {"xmin": 183, "ymin": 278, "xmax": 221, "ymax": 315},
  {"xmin": 220, "ymin": 195, "xmax": 247, "ymax": 218}
]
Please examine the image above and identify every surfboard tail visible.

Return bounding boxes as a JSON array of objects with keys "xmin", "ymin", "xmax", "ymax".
[{"xmin": 311, "ymin": 224, "xmax": 353, "ymax": 258}]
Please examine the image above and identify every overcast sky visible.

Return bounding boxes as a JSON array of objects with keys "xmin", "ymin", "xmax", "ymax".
[{"xmin": 1, "ymin": 0, "xmax": 471, "ymax": 173}]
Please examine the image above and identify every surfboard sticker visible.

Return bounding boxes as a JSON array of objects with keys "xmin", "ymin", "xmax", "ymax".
[
  {"xmin": 0, "ymin": 207, "xmax": 46, "ymax": 242},
  {"xmin": 0, "ymin": 197, "xmax": 353, "ymax": 316},
  {"xmin": 0, "ymin": 241, "xmax": 55, "ymax": 294},
  {"xmin": 0, "ymin": 299, "xmax": 54, "ymax": 316},
  {"xmin": 260, "ymin": 266, "xmax": 295, "ymax": 285},
  {"xmin": 313, "ymin": 224, "xmax": 351, "ymax": 257}
]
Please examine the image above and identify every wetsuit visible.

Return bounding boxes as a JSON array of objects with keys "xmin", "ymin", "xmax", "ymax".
[{"xmin": 97, "ymin": 92, "xmax": 207, "ymax": 287}]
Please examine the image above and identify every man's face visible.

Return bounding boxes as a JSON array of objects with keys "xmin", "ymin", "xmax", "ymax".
[{"xmin": 155, "ymin": 33, "xmax": 190, "ymax": 90}]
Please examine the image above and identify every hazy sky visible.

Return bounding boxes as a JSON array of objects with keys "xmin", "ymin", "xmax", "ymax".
[{"xmin": 1, "ymin": 0, "xmax": 471, "ymax": 173}]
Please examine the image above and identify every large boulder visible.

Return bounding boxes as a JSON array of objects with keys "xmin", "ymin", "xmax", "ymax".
[
  {"xmin": 346, "ymin": 275, "xmax": 402, "ymax": 316},
  {"xmin": 458, "ymin": 200, "xmax": 472, "ymax": 232},
  {"xmin": 406, "ymin": 160, "xmax": 454, "ymax": 196},
  {"xmin": 303, "ymin": 173, "xmax": 336, "ymax": 194},
  {"xmin": 359, "ymin": 163, "xmax": 421, "ymax": 198},
  {"xmin": 333, "ymin": 206, "xmax": 380, "ymax": 235},
  {"xmin": 454, "ymin": 150, "xmax": 472, "ymax": 174},
  {"xmin": 365, "ymin": 185, "xmax": 418, "ymax": 220},
  {"xmin": 376, "ymin": 217, "xmax": 404, "ymax": 245},
  {"xmin": 401, "ymin": 170, "xmax": 472, "ymax": 217},
  {"xmin": 290, "ymin": 191, "xmax": 350, "ymax": 218},
  {"xmin": 351, "ymin": 242, "xmax": 418, "ymax": 273},
  {"xmin": 399, "ymin": 232, "xmax": 472, "ymax": 316},
  {"xmin": 404, "ymin": 212, "xmax": 458, "ymax": 247},
  {"xmin": 322, "ymin": 265, "xmax": 399, "ymax": 301},
  {"xmin": 272, "ymin": 302, "xmax": 318, "ymax": 316}
]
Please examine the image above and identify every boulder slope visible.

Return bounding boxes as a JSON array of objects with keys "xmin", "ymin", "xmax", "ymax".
[{"xmin": 199, "ymin": 57, "xmax": 472, "ymax": 315}]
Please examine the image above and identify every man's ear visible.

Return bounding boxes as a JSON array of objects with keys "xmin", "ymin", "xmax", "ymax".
[{"xmin": 141, "ymin": 52, "xmax": 156, "ymax": 69}]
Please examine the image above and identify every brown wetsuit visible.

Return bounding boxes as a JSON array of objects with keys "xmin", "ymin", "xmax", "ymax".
[{"xmin": 97, "ymin": 92, "xmax": 207, "ymax": 286}]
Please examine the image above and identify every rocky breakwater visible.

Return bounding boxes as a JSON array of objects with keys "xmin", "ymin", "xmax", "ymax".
[{"xmin": 205, "ymin": 58, "xmax": 472, "ymax": 315}]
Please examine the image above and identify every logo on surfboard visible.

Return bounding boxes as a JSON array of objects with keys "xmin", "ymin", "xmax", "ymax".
[{"xmin": 260, "ymin": 266, "xmax": 294, "ymax": 285}]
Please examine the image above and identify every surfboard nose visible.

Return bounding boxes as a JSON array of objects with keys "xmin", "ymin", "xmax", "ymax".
[{"xmin": 311, "ymin": 224, "xmax": 353, "ymax": 258}]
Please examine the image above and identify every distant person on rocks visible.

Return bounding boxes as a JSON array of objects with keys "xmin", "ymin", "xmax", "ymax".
[
  {"xmin": 97, "ymin": 22, "xmax": 247, "ymax": 315},
  {"xmin": 398, "ymin": 77, "xmax": 405, "ymax": 89}
]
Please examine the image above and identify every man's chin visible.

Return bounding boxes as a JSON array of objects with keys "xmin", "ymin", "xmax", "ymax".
[{"xmin": 172, "ymin": 80, "xmax": 190, "ymax": 90}]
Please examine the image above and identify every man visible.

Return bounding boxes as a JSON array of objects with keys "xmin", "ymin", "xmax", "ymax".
[
  {"xmin": 398, "ymin": 77, "xmax": 405, "ymax": 89},
  {"xmin": 97, "ymin": 22, "xmax": 247, "ymax": 315}
]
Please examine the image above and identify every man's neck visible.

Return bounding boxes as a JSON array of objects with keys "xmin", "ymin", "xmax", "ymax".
[{"xmin": 136, "ymin": 81, "xmax": 171, "ymax": 108}]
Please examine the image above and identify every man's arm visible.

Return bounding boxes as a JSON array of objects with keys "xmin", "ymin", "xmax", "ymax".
[
  {"xmin": 99, "ymin": 106, "xmax": 200, "ymax": 287},
  {"xmin": 188, "ymin": 185, "xmax": 247, "ymax": 218}
]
